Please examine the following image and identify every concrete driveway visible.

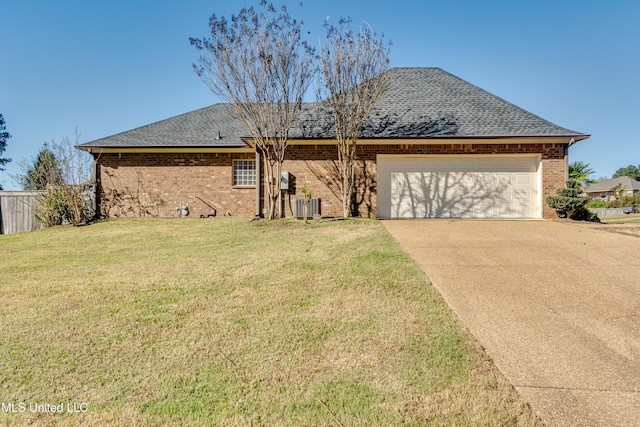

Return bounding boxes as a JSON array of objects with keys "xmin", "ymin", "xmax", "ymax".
[{"xmin": 384, "ymin": 220, "xmax": 640, "ymax": 427}]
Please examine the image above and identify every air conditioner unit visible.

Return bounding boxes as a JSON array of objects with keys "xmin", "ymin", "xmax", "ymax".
[{"xmin": 293, "ymin": 198, "xmax": 321, "ymax": 219}]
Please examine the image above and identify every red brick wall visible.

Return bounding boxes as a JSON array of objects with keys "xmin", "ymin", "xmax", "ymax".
[
  {"xmin": 283, "ymin": 142, "xmax": 568, "ymax": 219},
  {"xmin": 540, "ymin": 159, "xmax": 567, "ymax": 218},
  {"xmin": 96, "ymin": 153, "xmax": 257, "ymax": 218},
  {"xmin": 95, "ymin": 142, "xmax": 568, "ymax": 219},
  {"xmin": 281, "ymin": 145, "xmax": 375, "ymax": 218}
]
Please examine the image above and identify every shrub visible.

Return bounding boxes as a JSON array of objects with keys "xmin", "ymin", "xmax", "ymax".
[
  {"xmin": 299, "ymin": 183, "xmax": 313, "ymax": 223},
  {"xmin": 586, "ymin": 198, "xmax": 612, "ymax": 208},
  {"xmin": 35, "ymin": 184, "xmax": 94, "ymax": 227},
  {"xmin": 19, "ymin": 130, "xmax": 94, "ymax": 227},
  {"xmin": 547, "ymin": 179, "xmax": 599, "ymax": 221},
  {"xmin": 35, "ymin": 186, "xmax": 71, "ymax": 227}
]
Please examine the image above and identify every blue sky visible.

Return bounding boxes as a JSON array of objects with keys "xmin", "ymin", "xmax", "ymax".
[{"xmin": 1, "ymin": 0, "xmax": 638, "ymax": 189}]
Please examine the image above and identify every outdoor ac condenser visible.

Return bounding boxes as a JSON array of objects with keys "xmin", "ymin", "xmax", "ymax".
[{"xmin": 293, "ymin": 198, "xmax": 321, "ymax": 219}]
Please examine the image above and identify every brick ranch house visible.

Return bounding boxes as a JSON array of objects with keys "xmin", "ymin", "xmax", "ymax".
[
  {"xmin": 584, "ymin": 176, "xmax": 640, "ymax": 201},
  {"xmin": 77, "ymin": 68, "xmax": 589, "ymax": 220}
]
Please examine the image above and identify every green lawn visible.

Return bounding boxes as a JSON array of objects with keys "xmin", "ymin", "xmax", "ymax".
[
  {"xmin": 1, "ymin": 218, "xmax": 540, "ymax": 426},
  {"xmin": 600, "ymin": 213, "xmax": 640, "ymax": 224}
]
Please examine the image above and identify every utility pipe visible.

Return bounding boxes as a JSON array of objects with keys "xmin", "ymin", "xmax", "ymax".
[{"xmin": 255, "ymin": 151, "xmax": 261, "ymax": 218}]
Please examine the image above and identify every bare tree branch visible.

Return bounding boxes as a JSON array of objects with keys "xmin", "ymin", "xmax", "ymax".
[
  {"xmin": 191, "ymin": 2, "xmax": 315, "ymax": 219},
  {"xmin": 317, "ymin": 17, "xmax": 390, "ymax": 217}
]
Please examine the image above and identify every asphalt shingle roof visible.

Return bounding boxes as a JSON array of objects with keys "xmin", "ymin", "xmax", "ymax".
[
  {"xmin": 80, "ymin": 67, "xmax": 588, "ymax": 149},
  {"xmin": 360, "ymin": 68, "xmax": 585, "ymax": 138},
  {"xmin": 81, "ymin": 104, "xmax": 248, "ymax": 148},
  {"xmin": 584, "ymin": 176, "xmax": 640, "ymax": 193}
]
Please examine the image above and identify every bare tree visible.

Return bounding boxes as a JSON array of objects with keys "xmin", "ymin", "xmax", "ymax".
[
  {"xmin": 14, "ymin": 143, "xmax": 63, "ymax": 191},
  {"xmin": 61, "ymin": 129, "xmax": 94, "ymax": 224},
  {"xmin": 317, "ymin": 17, "xmax": 390, "ymax": 218},
  {"xmin": 14, "ymin": 129, "xmax": 94, "ymax": 226},
  {"xmin": 191, "ymin": 1, "xmax": 315, "ymax": 219}
]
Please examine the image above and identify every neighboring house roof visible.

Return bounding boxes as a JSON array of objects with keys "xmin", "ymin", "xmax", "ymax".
[
  {"xmin": 79, "ymin": 67, "xmax": 589, "ymax": 150},
  {"xmin": 584, "ymin": 176, "xmax": 640, "ymax": 194}
]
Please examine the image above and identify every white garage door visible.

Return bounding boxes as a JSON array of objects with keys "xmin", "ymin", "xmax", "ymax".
[{"xmin": 377, "ymin": 155, "xmax": 540, "ymax": 219}]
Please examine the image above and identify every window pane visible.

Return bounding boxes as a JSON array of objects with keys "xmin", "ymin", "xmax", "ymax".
[{"xmin": 233, "ymin": 160, "xmax": 256, "ymax": 186}]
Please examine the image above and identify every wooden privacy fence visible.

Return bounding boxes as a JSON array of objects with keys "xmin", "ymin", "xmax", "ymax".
[
  {"xmin": 588, "ymin": 208, "xmax": 630, "ymax": 217},
  {"xmin": 0, "ymin": 191, "xmax": 44, "ymax": 235}
]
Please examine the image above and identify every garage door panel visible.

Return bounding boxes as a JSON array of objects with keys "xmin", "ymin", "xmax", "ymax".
[
  {"xmin": 496, "ymin": 204, "xmax": 514, "ymax": 217},
  {"xmin": 515, "ymin": 174, "xmax": 532, "ymax": 186},
  {"xmin": 514, "ymin": 203, "xmax": 533, "ymax": 217},
  {"xmin": 474, "ymin": 175, "xmax": 494, "ymax": 201},
  {"xmin": 496, "ymin": 189, "xmax": 514, "ymax": 201},
  {"xmin": 476, "ymin": 174, "xmax": 493, "ymax": 187},
  {"xmin": 473, "ymin": 198, "xmax": 494, "ymax": 217},
  {"xmin": 391, "ymin": 173, "xmax": 423, "ymax": 218},
  {"xmin": 496, "ymin": 173, "xmax": 513, "ymax": 185},
  {"xmin": 378, "ymin": 156, "xmax": 540, "ymax": 219},
  {"xmin": 515, "ymin": 189, "xmax": 532, "ymax": 200},
  {"xmin": 391, "ymin": 171, "xmax": 480, "ymax": 219}
]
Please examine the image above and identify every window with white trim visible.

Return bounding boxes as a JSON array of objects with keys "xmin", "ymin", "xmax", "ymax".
[{"xmin": 233, "ymin": 160, "xmax": 256, "ymax": 187}]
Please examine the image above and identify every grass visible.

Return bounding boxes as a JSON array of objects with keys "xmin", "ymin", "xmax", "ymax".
[
  {"xmin": 599, "ymin": 213, "xmax": 640, "ymax": 224},
  {"xmin": 0, "ymin": 218, "xmax": 540, "ymax": 426},
  {"xmin": 597, "ymin": 213, "xmax": 640, "ymax": 237}
]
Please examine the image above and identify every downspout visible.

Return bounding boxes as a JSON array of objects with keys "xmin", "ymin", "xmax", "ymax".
[
  {"xmin": 255, "ymin": 150, "xmax": 261, "ymax": 218},
  {"xmin": 564, "ymin": 138, "xmax": 574, "ymax": 182}
]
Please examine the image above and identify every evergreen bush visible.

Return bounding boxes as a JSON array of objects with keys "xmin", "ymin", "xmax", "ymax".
[{"xmin": 546, "ymin": 179, "xmax": 599, "ymax": 221}]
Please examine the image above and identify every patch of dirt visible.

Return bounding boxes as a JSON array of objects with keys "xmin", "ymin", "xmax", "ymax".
[
  {"xmin": 597, "ymin": 225, "xmax": 640, "ymax": 237},
  {"xmin": 557, "ymin": 219, "xmax": 640, "ymax": 237}
]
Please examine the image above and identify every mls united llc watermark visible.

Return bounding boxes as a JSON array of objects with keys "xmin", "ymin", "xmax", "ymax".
[{"xmin": 1, "ymin": 401, "xmax": 88, "ymax": 414}]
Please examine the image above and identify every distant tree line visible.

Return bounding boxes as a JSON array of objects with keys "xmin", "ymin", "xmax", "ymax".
[
  {"xmin": 570, "ymin": 161, "xmax": 640, "ymax": 184},
  {"xmin": 612, "ymin": 164, "xmax": 640, "ymax": 181}
]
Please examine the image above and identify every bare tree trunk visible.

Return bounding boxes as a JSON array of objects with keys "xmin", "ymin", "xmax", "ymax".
[
  {"xmin": 263, "ymin": 153, "xmax": 279, "ymax": 220},
  {"xmin": 303, "ymin": 201, "xmax": 308, "ymax": 223},
  {"xmin": 317, "ymin": 19, "xmax": 389, "ymax": 218},
  {"xmin": 276, "ymin": 158, "xmax": 283, "ymax": 219},
  {"xmin": 191, "ymin": 2, "xmax": 315, "ymax": 220},
  {"xmin": 336, "ymin": 137, "xmax": 358, "ymax": 218}
]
